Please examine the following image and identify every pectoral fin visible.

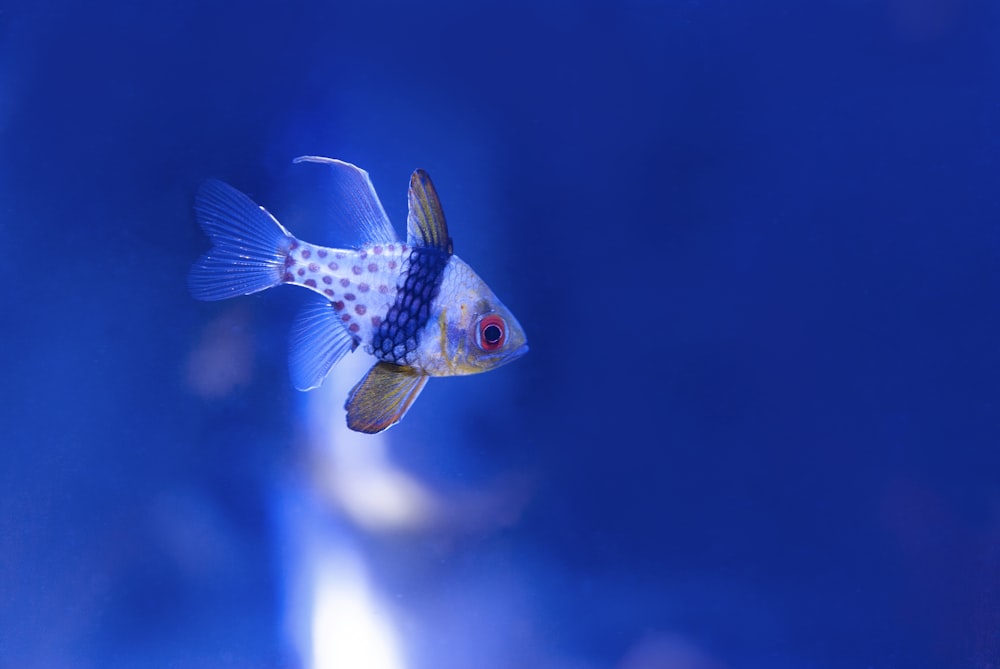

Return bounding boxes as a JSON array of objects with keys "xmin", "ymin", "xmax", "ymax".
[{"xmin": 344, "ymin": 362, "xmax": 429, "ymax": 434}]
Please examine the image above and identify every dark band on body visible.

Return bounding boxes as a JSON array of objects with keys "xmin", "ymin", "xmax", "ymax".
[{"xmin": 372, "ymin": 247, "xmax": 449, "ymax": 365}]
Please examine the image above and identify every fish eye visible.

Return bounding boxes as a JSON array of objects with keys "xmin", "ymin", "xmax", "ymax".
[{"xmin": 478, "ymin": 314, "xmax": 506, "ymax": 351}]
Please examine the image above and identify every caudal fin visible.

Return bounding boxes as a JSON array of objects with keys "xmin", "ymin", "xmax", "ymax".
[{"xmin": 188, "ymin": 179, "xmax": 294, "ymax": 301}]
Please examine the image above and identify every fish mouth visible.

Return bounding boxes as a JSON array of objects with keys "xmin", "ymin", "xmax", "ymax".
[
  {"xmin": 509, "ymin": 342, "xmax": 529, "ymax": 360},
  {"xmin": 462, "ymin": 341, "xmax": 525, "ymax": 371},
  {"xmin": 480, "ymin": 342, "xmax": 529, "ymax": 368}
]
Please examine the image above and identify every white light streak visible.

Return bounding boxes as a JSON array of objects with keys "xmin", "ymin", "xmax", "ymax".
[{"xmin": 310, "ymin": 552, "xmax": 403, "ymax": 669}]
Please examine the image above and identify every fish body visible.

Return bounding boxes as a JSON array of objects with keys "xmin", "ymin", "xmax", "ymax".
[{"xmin": 189, "ymin": 156, "xmax": 528, "ymax": 433}]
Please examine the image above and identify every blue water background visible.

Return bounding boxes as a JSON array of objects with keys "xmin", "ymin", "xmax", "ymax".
[{"xmin": 3, "ymin": 1, "xmax": 1000, "ymax": 667}]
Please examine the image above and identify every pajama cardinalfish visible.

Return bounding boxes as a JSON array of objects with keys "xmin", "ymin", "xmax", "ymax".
[{"xmin": 189, "ymin": 157, "xmax": 528, "ymax": 433}]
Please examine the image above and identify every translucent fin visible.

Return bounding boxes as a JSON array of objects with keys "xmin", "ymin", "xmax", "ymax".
[
  {"xmin": 288, "ymin": 301, "xmax": 359, "ymax": 391},
  {"xmin": 293, "ymin": 156, "xmax": 398, "ymax": 244},
  {"xmin": 344, "ymin": 362, "xmax": 429, "ymax": 434},
  {"xmin": 189, "ymin": 179, "xmax": 294, "ymax": 301},
  {"xmin": 406, "ymin": 169, "xmax": 452, "ymax": 254}
]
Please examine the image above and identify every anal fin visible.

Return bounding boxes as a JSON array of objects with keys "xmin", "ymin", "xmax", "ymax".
[
  {"xmin": 345, "ymin": 362, "xmax": 429, "ymax": 434},
  {"xmin": 289, "ymin": 301, "xmax": 359, "ymax": 391}
]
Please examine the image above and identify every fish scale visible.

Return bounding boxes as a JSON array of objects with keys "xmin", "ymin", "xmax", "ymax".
[
  {"xmin": 282, "ymin": 240, "xmax": 408, "ymax": 342},
  {"xmin": 373, "ymin": 247, "xmax": 450, "ymax": 366},
  {"xmin": 189, "ymin": 156, "xmax": 528, "ymax": 433}
]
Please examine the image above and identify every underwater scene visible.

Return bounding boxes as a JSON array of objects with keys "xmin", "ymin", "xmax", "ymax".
[{"xmin": 3, "ymin": 1, "xmax": 1000, "ymax": 667}]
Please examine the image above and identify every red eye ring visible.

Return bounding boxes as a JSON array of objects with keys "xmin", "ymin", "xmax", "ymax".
[{"xmin": 478, "ymin": 315, "xmax": 506, "ymax": 351}]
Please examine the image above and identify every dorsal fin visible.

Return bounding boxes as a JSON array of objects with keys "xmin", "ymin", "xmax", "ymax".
[
  {"xmin": 406, "ymin": 169, "xmax": 453, "ymax": 254},
  {"xmin": 293, "ymin": 156, "xmax": 398, "ymax": 244}
]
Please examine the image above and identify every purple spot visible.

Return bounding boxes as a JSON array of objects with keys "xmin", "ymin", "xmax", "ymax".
[
  {"xmin": 282, "ymin": 272, "xmax": 294, "ymax": 282},
  {"xmin": 324, "ymin": 289, "xmax": 334, "ymax": 297},
  {"xmin": 348, "ymin": 323, "xmax": 360, "ymax": 333},
  {"xmin": 341, "ymin": 314, "xmax": 351, "ymax": 322},
  {"xmin": 355, "ymin": 304, "xmax": 367, "ymax": 315},
  {"xmin": 340, "ymin": 278, "xmax": 350, "ymax": 287},
  {"xmin": 305, "ymin": 279, "xmax": 317, "ymax": 288},
  {"xmin": 387, "ymin": 244, "xmax": 395, "ymax": 252},
  {"xmin": 367, "ymin": 263, "xmax": 377, "ymax": 273},
  {"xmin": 371, "ymin": 316, "xmax": 382, "ymax": 327},
  {"xmin": 301, "ymin": 249, "xmax": 311, "ymax": 259},
  {"xmin": 290, "ymin": 240, "xmax": 299, "ymax": 250},
  {"xmin": 352, "ymin": 266, "xmax": 362, "ymax": 275},
  {"xmin": 344, "ymin": 293, "xmax": 356, "ymax": 301},
  {"xmin": 322, "ymin": 276, "xmax": 333, "ymax": 285},
  {"xmin": 328, "ymin": 262, "xmax": 339, "ymax": 271},
  {"xmin": 373, "ymin": 246, "xmax": 383, "ymax": 255},
  {"xmin": 388, "ymin": 260, "xmax": 397, "ymax": 270},
  {"xmin": 317, "ymin": 249, "xmax": 328, "ymax": 258},
  {"xmin": 333, "ymin": 301, "xmax": 345, "ymax": 311},
  {"xmin": 309, "ymin": 263, "xmax": 319, "ymax": 272},
  {"xmin": 359, "ymin": 250, "xmax": 367, "ymax": 259},
  {"xmin": 358, "ymin": 283, "xmax": 370, "ymax": 292},
  {"xmin": 297, "ymin": 268, "xmax": 305, "ymax": 276},
  {"xmin": 378, "ymin": 285, "xmax": 389, "ymax": 294}
]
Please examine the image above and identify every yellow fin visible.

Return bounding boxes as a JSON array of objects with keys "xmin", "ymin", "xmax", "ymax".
[
  {"xmin": 406, "ymin": 169, "xmax": 453, "ymax": 254},
  {"xmin": 344, "ymin": 362, "xmax": 429, "ymax": 434}
]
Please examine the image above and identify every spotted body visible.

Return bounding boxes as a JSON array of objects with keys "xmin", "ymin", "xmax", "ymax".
[
  {"xmin": 283, "ymin": 240, "xmax": 408, "ymax": 344},
  {"xmin": 189, "ymin": 156, "xmax": 528, "ymax": 433}
]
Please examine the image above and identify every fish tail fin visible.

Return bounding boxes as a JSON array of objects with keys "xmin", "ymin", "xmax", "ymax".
[{"xmin": 188, "ymin": 179, "xmax": 295, "ymax": 301}]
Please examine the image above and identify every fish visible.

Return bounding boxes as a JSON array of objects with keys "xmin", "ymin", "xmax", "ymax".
[{"xmin": 189, "ymin": 156, "xmax": 528, "ymax": 433}]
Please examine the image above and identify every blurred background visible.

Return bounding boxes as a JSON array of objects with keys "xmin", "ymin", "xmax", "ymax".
[{"xmin": 3, "ymin": 0, "xmax": 1000, "ymax": 667}]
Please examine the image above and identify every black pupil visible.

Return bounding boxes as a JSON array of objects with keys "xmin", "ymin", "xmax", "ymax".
[{"xmin": 483, "ymin": 323, "xmax": 503, "ymax": 345}]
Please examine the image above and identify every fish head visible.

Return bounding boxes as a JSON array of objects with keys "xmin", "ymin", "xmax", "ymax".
[{"xmin": 417, "ymin": 256, "xmax": 528, "ymax": 376}]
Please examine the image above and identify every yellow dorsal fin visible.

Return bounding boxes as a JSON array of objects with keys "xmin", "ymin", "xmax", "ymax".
[{"xmin": 406, "ymin": 169, "xmax": 453, "ymax": 254}]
